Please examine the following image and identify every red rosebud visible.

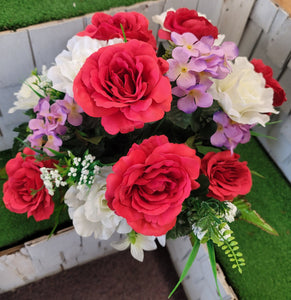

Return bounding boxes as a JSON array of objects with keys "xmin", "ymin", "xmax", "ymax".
[
  {"xmin": 159, "ymin": 8, "xmax": 218, "ymax": 40},
  {"xmin": 201, "ymin": 151, "xmax": 252, "ymax": 201}
]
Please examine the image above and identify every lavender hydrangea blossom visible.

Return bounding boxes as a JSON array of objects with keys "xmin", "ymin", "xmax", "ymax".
[
  {"xmin": 167, "ymin": 32, "xmax": 238, "ymax": 113},
  {"xmin": 211, "ymin": 111, "xmax": 252, "ymax": 153},
  {"xmin": 28, "ymin": 94, "xmax": 83, "ymax": 155}
]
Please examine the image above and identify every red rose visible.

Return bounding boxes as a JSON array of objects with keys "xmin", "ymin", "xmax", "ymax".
[
  {"xmin": 3, "ymin": 148, "xmax": 55, "ymax": 221},
  {"xmin": 77, "ymin": 11, "xmax": 157, "ymax": 49},
  {"xmin": 105, "ymin": 135, "xmax": 201, "ymax": 236},
  {"xmin": 201, "ymin": 151, "xmax": 252, "ymax": 201},
  {"xmin": 159, "ymin": 8, "xmax": 218, "ymax": 40},
  {"xmin": 73, "ymin": 40, "xmax": 172, "ymax": 135},
  {"xmin": 251, "ymin": 59, "xmax": 287, "ymax": 107}
]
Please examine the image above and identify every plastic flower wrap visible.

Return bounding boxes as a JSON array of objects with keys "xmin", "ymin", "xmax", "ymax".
[{"xmin": 3, "ymin": 7, "xmax": 286, "ymax": 298}]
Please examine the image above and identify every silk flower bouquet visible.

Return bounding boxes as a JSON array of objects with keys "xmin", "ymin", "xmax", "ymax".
[{"xmin": 2, "ymin": 7, "xmax": 286, "ymax": 297}]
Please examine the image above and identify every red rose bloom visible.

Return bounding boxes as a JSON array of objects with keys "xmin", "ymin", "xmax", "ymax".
[
  {"xmin": 105, "ymin": 135, "xmax": 201, "ymax": 236},
  {"xmin": 77, "ymin": 11, "xmax": 157, "ymax": 49},
  {"xmin": 3, "ymin": 148, "xmax": 55, "ymax": 221},
  {"xmin": 73, "ymin": 40, "xmax": 172, "ymax": 135},
  {"xmin": 159, "ymin": 8, "xmax": 218, "ymax": 40},
  {"xmin": 251, "ymin": 59, "xmax": 287, "ymax": 107},
  {"xmin": 201, "ymin": 151, "xmax": 252, "ymax": 201}
]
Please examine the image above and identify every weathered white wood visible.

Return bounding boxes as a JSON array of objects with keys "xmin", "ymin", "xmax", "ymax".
[
  {"xmin": 0, "ymin": 228, "xmax": 122, "ymax": 293},
  {"xmin": 28, "ymin": 17, "xmax": 85, "ymax": 71},
  {"xmin": 250, "ymin": 6, "xmax": 289, "ymax": 77},
  {"xmin": 197, "ymin": 0, "xmax": 224, "ymax": 26},
  {"xmin": 217, "ymin": 0, "xmax": 256, "ymax": 44},
  {"xmin": 163, "ymin": 0, "xmax": 199, "ymax": 11},
  {"xmin": 266, "ymin": 17, "xmax": 291, "ymax": 69},
  {"xmin": 0, "ymin": 85, "xmax": 28, "ymax": 151},
  {"xmin": 238, "ymin": 20, "xmax": 262, "ymax": 57},
  {"xmin": 0, "ymin": 30, "xmax": 34, "ymax": 88},
  {"xmin": 250, "ymin": 0, "xmax": 278, "ymax": 31},
  {"xmin": 167, "ymin": 237, "xmax": 237, "ymax": 300}
]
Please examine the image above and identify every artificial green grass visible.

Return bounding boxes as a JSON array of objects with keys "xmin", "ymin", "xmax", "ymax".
[
  {"xmin": 0, "ymin": 0, "xmax": 150, "ymax": 31},
  {"xmin": 216, "ymin": 138, "xmax": 290, "ymax": 300}
]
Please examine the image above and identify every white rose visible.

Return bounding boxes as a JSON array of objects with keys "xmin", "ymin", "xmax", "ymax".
[
  {"xmin": 64, "ymin": 166, "xmax": 123, "ymax": 240},
  {"xmin": 210, "ymin": 57, "xmax": 278, "ymax": 126},
  {"xmin": 47, "ymin": 36, "xmax": 123, "ymax": 97},
  {"xmin": 9, "ymin": 66, "xmax": 49, "ymax": 113}
]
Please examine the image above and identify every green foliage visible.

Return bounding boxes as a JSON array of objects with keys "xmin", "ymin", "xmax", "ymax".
[
  {"xmin": 216, "ymin": 225, "xmax": 245, "ymax": 274},
  {"xmin": 233, "ymin": 198, "xmax": 279, "ymax": 235},
  {"xmin": 168, "ymin": 233, "xmax": 200, "ymax": 298},
  {"xmin": 166, "ymin": 97, "xmax": 192, "ymax": 129},
  {"xmin": 207, "ymin": 240, "xmax": 222, "ymax": 300}
]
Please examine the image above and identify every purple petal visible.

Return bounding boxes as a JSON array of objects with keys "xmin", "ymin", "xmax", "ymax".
[
  {"xmin": 172, "ymin": 86, "xmax": 187, "ymax": 97},
  {"xmin": 221, "ymin": 41, "xmax": 239, "ymax": 60},
  {"xmin": 177, "ymin": 95, "xmax": 197, "ymax": 113},
  {"xmin": 176, "ymin": 72, "xmax": 197, "ymax": 89},
  {"xmin": 210, "ymin": 131, "xmax": 227, "ymax": 147}
]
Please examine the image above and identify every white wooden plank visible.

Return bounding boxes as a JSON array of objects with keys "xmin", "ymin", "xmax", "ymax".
[
  {"xmin": 250, "ymin": 0, "xmax": 278, "ymax": 31},
  {"xmin": 197, "ymin": 0, "xmax": 224, "ymax": 26},
  {"xmin": 0, "ymin": 85, "xmax": 28, "ymax": 151},
  {"xmin": 278, "ymin": 67, "xmax": 291, "ymax": 117},
  {"xmin": 167, "ymin": 238, "xmax": 237, "ymax": 300},
  {"xmin": 251, "ymin": 32, "xmax": 282, "ymax": 77},
  {"xmin": 163, "ymin": 0, "xmax": 199, "ymax": 11},
  {"xmin": 266, "ymin": 18, "xmax": 291, "ymax": 69},
  {"xmin": 0, "ymin": 30, "xmax": 34, "ymax": 88},
  {"xmin": 217, "ymin": 0, "xmax": 256, "ymax": 44},
  {"xmin": 238, "ymin": 20, "xmax": 262, "ymax": 57},
  {"xmin": 28, "ymin": 17, "xmax": 84, "ymax": 71}
]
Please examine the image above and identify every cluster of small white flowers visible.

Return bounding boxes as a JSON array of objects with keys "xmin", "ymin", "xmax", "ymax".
[
  {"xmin": 224, "ymin": 202, "xmax": 238, "ymax": 223},
  {"xmin": 68, "ymin": 154, "xmax": 100, "ymax": 189},
  {"xmin": 40, "ymin": 167, "xmax": 67, "ymax": 196}
]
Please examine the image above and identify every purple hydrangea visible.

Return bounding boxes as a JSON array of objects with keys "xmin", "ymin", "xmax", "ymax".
[
  {"xmin": 28, "ymin": 94, "xmax": 83, "ymax": 155},
  {"xmin": 211, "ymin": 111, "xmax": 252, "ymax": 153},
  {"xmin": 166, "ymin": 32, "xmax": 238, "ymax": 114}
]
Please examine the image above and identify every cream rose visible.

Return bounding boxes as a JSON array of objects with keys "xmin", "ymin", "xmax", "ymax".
[
  {"xmin": 210, "ymin": 57, "xmax": 278, "ymax": 126},
  {"xmin": 64, "ymin": 166, "xmax": 123, "ymax": 240}
]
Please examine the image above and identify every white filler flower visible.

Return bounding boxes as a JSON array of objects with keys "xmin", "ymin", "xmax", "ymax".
[
  {"xmin": 47, "ymin": 35, "xmax": 123, "ymax": 97},
  {"xmin": 210, "ymin": 56, "xmax": 278, "ymax": 126},
  {"xmin": 64, "ymin": 166, "xmax": 122, "ymax": 240},
  {"xmin": 111, "ymin": 233, "xmax": 158, "ymax": 262},
  {"xmin": 9, "ymin": 66, "xmax": 49, "ymax": 113}
]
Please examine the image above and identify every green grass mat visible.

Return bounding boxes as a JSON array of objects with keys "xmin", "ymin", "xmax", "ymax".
[
  {"xmin": 0, "ymin": 0, "xmax": 149, "ymax": 31},
  {"xmin": 216, "ymin": 138, "xmax": 290, "ymax": 300}
]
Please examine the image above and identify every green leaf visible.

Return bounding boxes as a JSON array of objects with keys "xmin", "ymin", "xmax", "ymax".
[
  {"xmin": 207, "ymin": 240, "xmax": 223, "ymax": 300},
  {"xmin": 251, "ymin": 169, "xmax": 265, "ymax": 179},
  {"xmin": 233, "ymin": 198, "xmax": 279, "ymax": 236},
  {"xmin": 168, "ymin": 236, "xmax": 200, "ymax": 298},
  {"xmin": 196, "ymin": 145, "xmax": 220, "ymax": 155},
  {"xmin": 166, "ymin": 99, "xmax": 192, "ymax": 129},
  {"xmin": 0, "ymin": 167, "xmax": 8, "ymax": 181},
  {"xmin": 250, "ymin": 130, "xmax": 277, "ymax": 140}
]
